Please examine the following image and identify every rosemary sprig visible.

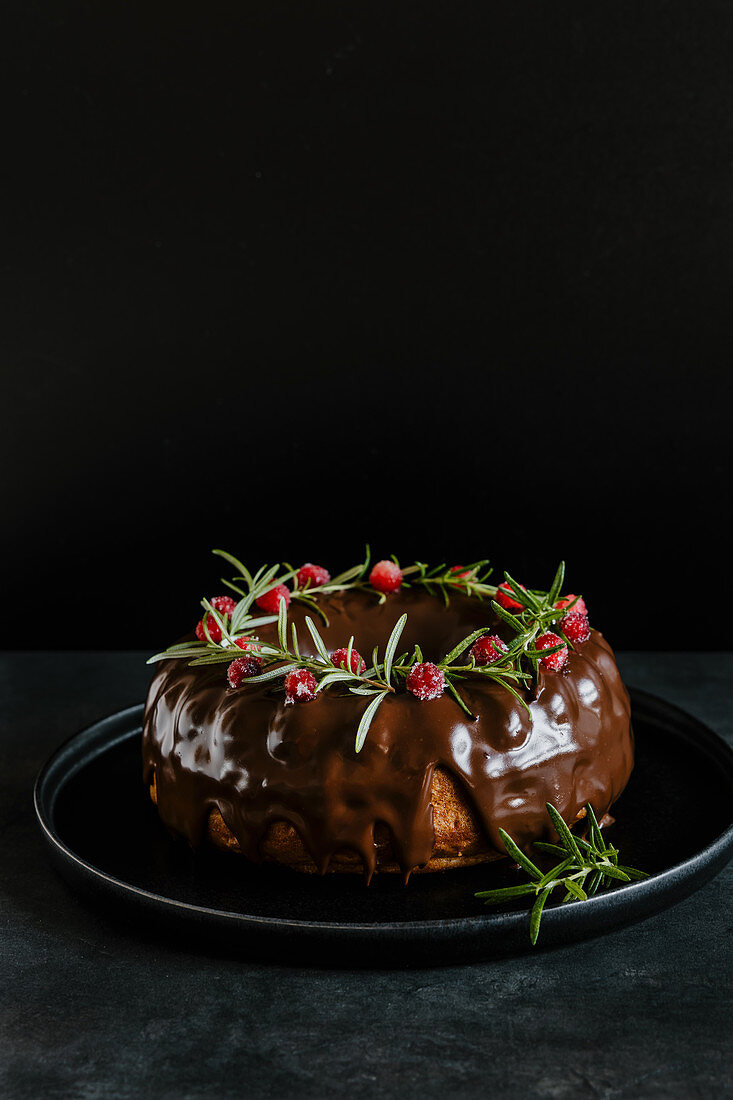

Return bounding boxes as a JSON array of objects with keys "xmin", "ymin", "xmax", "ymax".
[
  {"xmin": 385, "ymin": 629, "xmax": 532, "ymax": 720},
  {"xmin": 475, "ymin": 803, "xmax": 648, "ymax": 944},
  {"xmin": 490, "ymin": 564, "xmax": 568, "ymax": 670},
  {"xmin": 213, "ymin": 546, "xmax": 375, "ymax": 626},
  {"xmin": 400, "ymin": 559, "xmax": 497, "ymax": 606},
  {"xmin": 146, "ymin": 595, "xmax": 280, "ymax": 664},
  {"xmin": 379, "ymin": 561, "xmax": 573, "ymax": 719},
  {"xmin": 211, "ymin": 552, "xmax": 300, "ymax": 633},
  {"xmin": 238, "ymin": 599, "xmax": 408, "ymax": 752}
]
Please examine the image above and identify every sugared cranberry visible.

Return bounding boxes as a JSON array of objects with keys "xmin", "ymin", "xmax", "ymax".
[
  {"xmin": 471, "ymin": 635, "xmax": 509, "ymax": 666},
  {"xmin": 255, "ymin": 584, "xmax": 291, "ymax": 614},
  {"xmin": 284, "ymin": 668, "xmax": 318, "ymax": 704},
  {"xmin": 195, "ymin": 616, "xmax": 223, "ymax": 644},
  {"xmin": 406, "ymin": 662, "xmax": 446, "ymax": 701},
  {"xmin": 449, "ymin": 566, "xmax": 471, "ymax": 579},
  {"xmin": 555, "ymin": 594, "xmax": 587, "ymax": 617},
  {"xmin": 209, "ymin": 595, "xmax": 238, "ymax": 615},
  {"xmin": 234, "ymin": 636, "xmax": 260, "ymax": 652},
  {"xmin": 369, "ymin": 559, "xmax": 403, "ymax": 594},
  {"xmin": 331, "ymin": 646, "xmax": 366, "ymax": 674},
  {"xmin": 536, "ymin": 632, "xmax": 569, "ymax": 671},
  {"xmin": 561, "ymin": 612, "xmax": 591, "ymax": 644},
  {"xmin": 227, "ymin": 655, "xmax": 262, "ymax": 688},
  {"xmin": 496, "ymin": 582, "xmax": 527, "ymax": 611},
  {"xmin": 195, "ymin": 595, "xmax": 238, "ymax": 643},
  {"xmin": 297, "ymin": 563, "xmax": 331, "ymax": 589}
]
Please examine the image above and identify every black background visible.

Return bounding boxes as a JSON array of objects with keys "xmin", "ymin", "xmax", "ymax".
[{"xmin": 2, "ymin": 1, "xmax": 731, "ymax": 650}]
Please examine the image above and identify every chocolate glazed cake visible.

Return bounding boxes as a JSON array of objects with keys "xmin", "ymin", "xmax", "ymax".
[{"xmin": 143, "ymin": 574, "xmax": 634, "ymax": 881}]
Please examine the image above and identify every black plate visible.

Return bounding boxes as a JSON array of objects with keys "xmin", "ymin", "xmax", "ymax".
[{"xmin": 34, "ymin": 689, "xmax": 733, "ymax": 967}]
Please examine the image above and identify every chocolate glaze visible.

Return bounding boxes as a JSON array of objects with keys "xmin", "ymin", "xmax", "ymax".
[{"xmin": 142, "ymin": 589, "xmax": 634, "ymax": 878}]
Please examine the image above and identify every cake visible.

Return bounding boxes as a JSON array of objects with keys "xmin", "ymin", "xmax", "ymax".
[{"xmin": 142, "ymin": 554, "xmax": 634, "ymax": 881}]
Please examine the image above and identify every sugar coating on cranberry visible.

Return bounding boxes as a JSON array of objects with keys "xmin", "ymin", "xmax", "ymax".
[
  {"xmin": 406, "ymin": 662, "xmax": 446, "ymax": 700},
  {"xmin": 297, "ymin": 563, "xmax": 331, "ymax": 589},
  {"xmin": 555, "ymin": 593, "xmax": 587, "ymax": 617},
  {"xmin": 496, "ymin": 582, "xmax": 527, "ymax": 611},
  {"xmin": 284, "ymin": 668, "xmax": 318, "ymax": 704},
  {"xmin": 255, "ymin": 584, "xmax": 291, "ymax": 614},
  {"xmin": 561, "ymin": 612, "xmax": 591, "ymax": 644},
  {"xmin": 471, "ymin": 634, "xmax": 509, "ymax": 666},
  {"xmin": 209, "ymin": 595, "xmax": 238, "ymax": 615},
  {"xmin": 331, "ymin": 646, "xmax": 366, "ymax": 674},
  {"xmin": 369, "ymin": 559, "xmax": 402, "ymax": 594},
  {"xmin": 234, "ymin": 636, "xmax": 260, "ymax": 652},
  {"xmin": 536, "ymin": 632, "xmax": 569, "ymax": 671},
  {"xmin": 227, "ymin": 655, "xmax": 262, "ymax": 688},
  {"xmin": 449, "ymin": 566, "xmax": 471, "ymax": 579},
  {"xmin": 195, "ymin": 616, "xmax": 223, "ymax": 644}
]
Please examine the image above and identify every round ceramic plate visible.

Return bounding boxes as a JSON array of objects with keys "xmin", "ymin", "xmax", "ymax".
[{"xmin": 34, "ymin": 689, "xmax": 733, "ymax": 966}]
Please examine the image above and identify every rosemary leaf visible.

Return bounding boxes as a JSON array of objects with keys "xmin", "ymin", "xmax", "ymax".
[
  {"xmin": 474, "ymin": 884, "xmax": 538, "ymax": 902},
  {"xmin": 277, "ymin": 597, "xmax": 288, "ymax": 651},
  {"xmin": 305, "ymin": 616, "xmax": 331, "ymax": 663},
  {"xmin": 586, "ymin": 803, "xmax": 605, "ymax": 850},
  {"xmin": 241, "ymin": 662, "xmax": 300, "ymax": 685},
  {"xmin": 545, "ymin": 803, "xmax": 584, "ymax": 863},
  {"xmin": 498, "ymin": 828, "xmax": 543, "ymax": 882},
  {"xmin": 615, "ymin": 865, "xmax": 650, "ymax": 881},
  {"xmin": 383, "ymin": 613, "xmax": 408, "ymax": 685},
  {"xmin": 317, "ymin": 671, "xmax": 358, "ymax": 692},
  {"xmin": 355, "ymin": 691, "xmax": 389, "ymax": 753},
  {"xmin": 212, "ymin": 548, "xmax": 251, "ymax": 583},
  {"xmin": 444, "ymin": 679, "xmax": 476, "ymax": 719},
  {"xmin": 530, "ymin": 888, "xmax": 552, "ymax": 946},
  {"xmin": 547, "ymin": 560, "xmax": 566, "ymax": 606},
  {"xmin": 564, "ymin": 879, "xmax": 588, "ymax": 901},
  {"xmin": 600, "ymin": 865, "xmax": 631, "ymax": 882}
]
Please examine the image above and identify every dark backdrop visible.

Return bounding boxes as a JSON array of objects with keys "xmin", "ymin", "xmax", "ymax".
[{"xmin": 2, "ymin": 1, "xmax": 731, "ymax": 650}]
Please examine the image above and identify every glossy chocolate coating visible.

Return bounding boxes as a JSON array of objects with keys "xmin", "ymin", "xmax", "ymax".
[{"xmin": 142, "ymin": 589, "xmax": 634, "ymax": 878}]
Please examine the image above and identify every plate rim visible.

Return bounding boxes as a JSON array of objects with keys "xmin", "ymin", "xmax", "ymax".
[{"xmin": 33, "ymin": 690, "xmax": 733, "ymax": 938}]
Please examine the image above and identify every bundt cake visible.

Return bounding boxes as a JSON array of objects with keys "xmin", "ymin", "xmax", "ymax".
[{"xmin": 142, "ymin": 554, "xmax": 633, "ymax": 881}]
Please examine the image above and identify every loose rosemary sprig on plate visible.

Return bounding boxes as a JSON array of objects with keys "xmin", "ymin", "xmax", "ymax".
[{"xmin": 475, "ymin": 803, "xmax": 648, "ymax": 945}]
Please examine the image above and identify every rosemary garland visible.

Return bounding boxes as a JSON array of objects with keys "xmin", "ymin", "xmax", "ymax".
[
  {"xmin": 476, "ymin": 803, "xmax": 648, "ymax": 944},
  {"xmin": 148, "ymin": 550, "xmax": 585, "ymax": 752}
]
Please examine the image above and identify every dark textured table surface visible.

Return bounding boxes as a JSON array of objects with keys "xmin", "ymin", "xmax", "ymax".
[{"xmin": 1, "ymin": 652, "xmax": 731, "ymax": 1099}]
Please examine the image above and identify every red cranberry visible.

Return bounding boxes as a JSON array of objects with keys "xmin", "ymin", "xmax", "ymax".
[
  {"xmin": 284, "ymin": 668, "xmax": 318, "ymax": 704},
  {"xmin": 470, "ymin": 635, "xmax": 509, "ymax": 665},
  {"xmin": 406, "ymin": 662, "xmax": 446, "ymax": 701},
  {"xmin": 369, "ymin": 560, "xmax": 403, "ymax": 594}
]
